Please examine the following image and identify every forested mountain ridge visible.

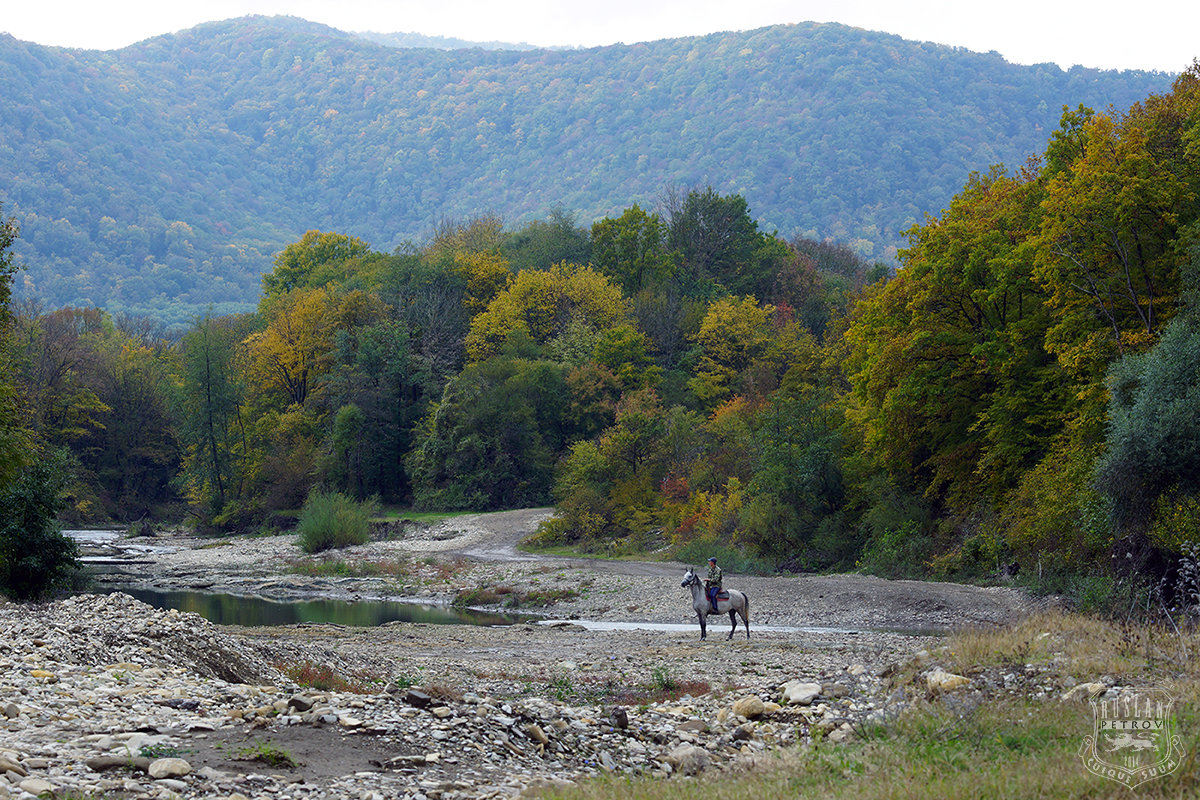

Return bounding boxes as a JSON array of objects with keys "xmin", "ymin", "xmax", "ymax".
[
  {"xmin": 354, "ymin": 30, "xmax": 544, "ymax": 51},
  {"xmin": 0, "ymin": 15, "xmax": 1176, "ymax": 325},
  {"xmin": 3, "ymin": 63, "xmax": 1199, "ymax": 607}
]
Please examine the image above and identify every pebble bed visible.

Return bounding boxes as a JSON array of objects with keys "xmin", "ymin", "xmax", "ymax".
[
  {"xmin": 0, "ymin": 592, "xmax": 927, "ymax": 800},
  {"xmin": 4, "ymin": 517, "xmax": 1034, "ymax": 799}
]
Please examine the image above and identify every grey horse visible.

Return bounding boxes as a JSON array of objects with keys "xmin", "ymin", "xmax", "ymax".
[{"xmin": 681, "ymin": 567, "xmax": 750, "ymax": 640}]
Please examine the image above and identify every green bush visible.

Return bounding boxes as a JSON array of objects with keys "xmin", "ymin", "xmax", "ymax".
[
  {"xmin": 295, "ymin": 491, "xmax": 377, "ymax": 554},
  {"xmin": 0, "ymin": 449, "xmax": 80, "ymax": 601},
  {"xmin": 1096, "ymin": 312, "xmax": 1200, "ymax": 536},
  {"xmin": 857, "ymin": 520, "xmax": 935, "ymax": 579},
  {"xmin": 672, "ymin": 537, "xmax": 772, "ymax": 576}
]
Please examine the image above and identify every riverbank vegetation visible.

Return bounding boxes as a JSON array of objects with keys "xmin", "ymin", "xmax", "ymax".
[
  {"xmin": 533, "ymin": 610, "xmax": 1200, "ymax": 800},
  {"xmin": 3, "ymin": 66, "xmax": 1200, "ymax": 611}
]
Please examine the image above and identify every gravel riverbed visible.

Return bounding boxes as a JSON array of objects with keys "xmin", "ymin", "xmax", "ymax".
[{"xmin": 0, "ymin": 511, "xmax": 1034, "ymax": 799}]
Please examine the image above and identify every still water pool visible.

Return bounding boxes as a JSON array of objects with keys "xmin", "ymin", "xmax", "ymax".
[{"xmin": 101, "ymin": 587, "xmax": 534, "ymax": 628}]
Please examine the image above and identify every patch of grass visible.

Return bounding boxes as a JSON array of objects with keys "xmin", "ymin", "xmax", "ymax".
[
  {"xmin": 453, "ymin": 584, "xmax": 514, "ymax": 607},
  {"xmin": 284, "ymin": 555, "xmax": 413, "ymax": 579},
  {"xmin": 424, "ymin": 682, "xmax": 464, "ymax": 703},
  {"xmin": 650, "ymin": 665, "xmax": 678, "ymax": 693},
  {"xmin": 373, "ymin": 508, "xmax": 474, "ymax": 524},
  {"xmin": 637, "ymin": 677, "xmax": 711, "ymax": 705},
  {"xmin": 533, "ymin": 689, "xmax": 1199, "ymax": 800},
  {"xmin": 138, "ymin": 743, "xmax": 190, "ymax": 759},
  {"xmin": 127, "ymin": 519, "xmax": 156, "ymax": 538},
  {"xmin": 453, "ymin": 583, "xmax": 580, "ymax": 609},
  {"xmin": 196, "ymin": 539, "xmax": 233, "ymax": 550},
  {"xmin": 519, "ymin": 588, "xmax": 581, "ymax": 607},
  {"xmin": 236, "ymin": 740, "xmax": 298, "ymax": 770},
  {"xmin": 390, "ymin": 672, "xmax": 420, "ymax": 690},
  {"xmin": 548, "ymin": 674, "xmax": 574, "ymax": 701},
  {"xmin": 537, "ymin": 669, "xmax": 711, "ymax": 707},
  {"xmin": 939, "ymin": 609, "xmax": 1200, "ymax": 685},
  {"xmin": 425, "ymin": 555, "xmax": 473, "ymax": 581},
  {"xmin": 277, "ymin": 660, "xmax": 384, "ymax": 694}
]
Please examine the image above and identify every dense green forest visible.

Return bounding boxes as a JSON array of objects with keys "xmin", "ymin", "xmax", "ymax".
[
  {"xmin": 2, "ymin": 64, "xmax": 1199, "ymax": 605},
  {"xmin": 0, "ymin": 15, "xmax": 1176, "ymax": 328}
]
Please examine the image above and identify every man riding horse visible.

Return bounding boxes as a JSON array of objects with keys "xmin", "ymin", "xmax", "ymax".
[{"xmin": 705, "ymin": 556, "xmax": 722, "ymax": 612}]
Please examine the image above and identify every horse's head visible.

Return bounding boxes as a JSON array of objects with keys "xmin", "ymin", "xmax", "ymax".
[{"xmin": 681, "ymin": 568, "xmax": 698, "ymax": 588}]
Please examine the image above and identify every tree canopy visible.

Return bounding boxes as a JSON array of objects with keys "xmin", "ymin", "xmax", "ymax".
[
  {"xmin": 0, "ymin": 17, "xmax": 1175, "ymax": 327},
  {"xmin": 7, "ymin": 65, "xmax": 1200, "ymax": 610}
]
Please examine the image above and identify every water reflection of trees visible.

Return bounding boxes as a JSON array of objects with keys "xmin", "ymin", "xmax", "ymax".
[{"xmin": 119, "ymin": 589, "xmax": 525, "ymax": 627}]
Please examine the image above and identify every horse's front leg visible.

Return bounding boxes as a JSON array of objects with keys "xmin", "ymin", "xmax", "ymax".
[{"xmin": 697, "ymin": 612, "xmax": 707, "ymax": 640}]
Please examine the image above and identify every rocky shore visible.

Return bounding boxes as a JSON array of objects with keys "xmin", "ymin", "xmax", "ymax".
[{"xmin": 0, "ymin": 512, "xmax": 1034, "ymax": 799}]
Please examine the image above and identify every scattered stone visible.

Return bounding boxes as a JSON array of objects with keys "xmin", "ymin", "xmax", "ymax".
[
  {"xmin": 526, "ymin": 724, "xmax": 550, "ymax": 745},
  {"xmin": 148, "ymin": 757, "xmax": 192, "ymax": 778},
  {"xmin": 1061, "ymin": 682, "xmax": 1107, "ymax": 702},
  {"xmin": 18, "ymin": 778, "xmax": 54, "ymax": 796},
  {"xmin": 610, "ymin": 706, "xmax": 629, "ymax": 729},
  {"xmin": 926, "ymin": 669, "xmax": 970, "ymax": 692},
  {"xmin": 287, "ymin": 694, "xmax": 315, "ymax": 712},
  {"xmin": 822, "ymin": 682, "xmax": 851, "ymax": 698},
  {"xmin": 732, "ymin": 696, "xmax": 766, "ymax": 719},
  {"xmin": 0, "ymin": 756, "xmax": 26, "ymax": 776},
  {"xmin": 828, "ymin": 723, "xmax": 854, "ymax": 743},
  {"xmin": 405, "ymin": 689, "xmax": 433, "ymax": 708},
  {"xmin": 86, "ymin": 756, "xmax": 152, "ymax": 772},
  {"xmin": 781, "ymin": 681, "xmax": 822, "ymax": 706},
  {"xmin": 665, "ymin": 743, "xmax": 709, "ymax": 776}
]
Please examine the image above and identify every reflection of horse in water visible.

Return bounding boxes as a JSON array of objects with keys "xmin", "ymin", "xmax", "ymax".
[
  {"xmin": 1106, "ymin": 732, "xmax": 1158, "ymax": 752},
  {"xmin": 681, "ymin": 568, "xmax": 749, "ymax": 640}
]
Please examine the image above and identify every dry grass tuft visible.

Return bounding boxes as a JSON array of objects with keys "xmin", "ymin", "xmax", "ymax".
[
  {"xmin": 944, "ymin": 609, "xmax": 1200, "ymax": 683},
  {"xmin": 277, "ymin": 660, "xmax": 385, "ymax": 694}
]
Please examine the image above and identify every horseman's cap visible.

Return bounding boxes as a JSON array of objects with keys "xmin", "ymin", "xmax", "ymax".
[{"xmin": 708, "ymin": 557, "xmax": 717, "ymax": 563}]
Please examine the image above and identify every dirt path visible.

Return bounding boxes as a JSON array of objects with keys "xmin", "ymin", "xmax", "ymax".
[
  {"xmin": 419, "ymin": 508, "xmax": 1032, "ymax": 631},
  {"xmin": 86, "ymin": 508, "xmax": 1032, "ymax": 632},
  {"xmin": 441, "ymin": 507, "xmax": 689, "ymax": 577}
]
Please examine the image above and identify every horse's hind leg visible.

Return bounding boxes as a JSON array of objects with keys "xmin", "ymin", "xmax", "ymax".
[{"xmin": 727, "ymin": 610, "xmax": 737, "ymax": 640}]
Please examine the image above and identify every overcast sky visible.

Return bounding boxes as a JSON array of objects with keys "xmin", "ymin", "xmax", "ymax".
[{"xmin": 2, "ymin": 0, "xmax": 1195, "ymax": 73}]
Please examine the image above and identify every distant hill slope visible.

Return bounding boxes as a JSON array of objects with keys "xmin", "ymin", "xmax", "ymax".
[
  {"xmin": 0, "ymin": 15, "xmax": 1177, "ymax": 324},
  {"xmin": 353, "ymin": 30, "xmax": 542, "ymax": 51}
]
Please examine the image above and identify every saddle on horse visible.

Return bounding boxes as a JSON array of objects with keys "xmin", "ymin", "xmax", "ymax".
[{"xmin": 708, "ymin": 587, "xmax": 729, "ymax": 611}]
